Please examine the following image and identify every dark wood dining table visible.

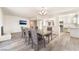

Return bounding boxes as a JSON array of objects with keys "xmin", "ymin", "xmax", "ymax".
[{"xmin": 37, "ymin": 31, "xmax": 52, "ymax": 43}]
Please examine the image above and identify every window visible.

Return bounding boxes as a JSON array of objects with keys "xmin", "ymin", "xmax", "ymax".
[{"xmin": 72, "ymin": 14, "xmax": 79, "ymax": 25}]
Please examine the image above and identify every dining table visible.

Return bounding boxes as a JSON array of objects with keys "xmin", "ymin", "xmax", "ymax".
[{"xmin": 37, "ymin": 30, "xmax": 52, "ymax": 43}]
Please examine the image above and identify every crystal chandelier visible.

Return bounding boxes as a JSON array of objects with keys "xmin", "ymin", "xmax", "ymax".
[{"xmin": 39, "ymin": 7, "xmax": 47, "ymax": 16}]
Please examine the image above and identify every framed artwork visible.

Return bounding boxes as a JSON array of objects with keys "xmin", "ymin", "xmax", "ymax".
[{"xmin": 19, "ymin": 20, "xmax": 27, "ymax": 25}]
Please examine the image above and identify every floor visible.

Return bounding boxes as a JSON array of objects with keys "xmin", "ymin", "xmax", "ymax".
[
  {"xmin": 0, "ymin": 38, "xmax": 34, "ymax": 51},
  {"xmin": 0, "ymin": 32, "xmax": 79, "ymax": 51},
  {"xmin": 41, "ymin": 32, "xmax": 79, "ymax": 51}
]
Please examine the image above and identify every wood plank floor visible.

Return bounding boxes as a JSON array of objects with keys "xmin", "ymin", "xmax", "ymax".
[
  {"xmin": 0, "ymin": 32, "xmax": 79, "ymax": 51},
  {"xmin": 41, "ymin": 32, "xmax": 79, "ymax": 51},
  {"xmin": 0, "ymin": 38, "xmax": 34, "ymax": 51}
]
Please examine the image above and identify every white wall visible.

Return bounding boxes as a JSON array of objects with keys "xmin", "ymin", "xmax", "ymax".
[
  {"xmin": 0, "ymin": 8, "xmax": 3, "ymax": 36},
  {"xmin": 3, "ymin": 15, "xmax": 30, "ymax": 34},
  {"xmin": 37, "ymin": 17, "xmax": 60, "ymax": 35},
  {"xmin": 59, "ymin": 14, "xmax": 74, "ymax": 28},
  {"xmin": 52, "ymin": 17, "xmax": 60, "ymax": 35}
]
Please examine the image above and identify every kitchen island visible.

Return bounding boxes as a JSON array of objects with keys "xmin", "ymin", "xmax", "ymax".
[{"xmin": 70, "ymin": 27, "xmax": 79, "ymax": 38}]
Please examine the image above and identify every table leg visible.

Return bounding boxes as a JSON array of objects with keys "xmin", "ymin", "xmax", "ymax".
[
  {"xmin": 51, "ymin": 34, "xmax": 52, "ymax": 40},
  {"xmin": 48, "ymin": 36, "xmax": 50, "ymax": 43}
]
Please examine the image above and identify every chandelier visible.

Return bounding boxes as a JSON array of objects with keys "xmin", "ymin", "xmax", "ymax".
[{"xmin": 39, "ymin": 7, "xmax": 47, "ymax": 15}]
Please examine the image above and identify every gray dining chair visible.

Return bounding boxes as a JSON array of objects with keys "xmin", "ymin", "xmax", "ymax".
[
  {"xmin": 47, "ymin": 27, "xmax": 52, "ymax": 40},
  {"xmin": 24, "ymin": 28, "xmax": 29, "ymax": 43},
  {"xmin": 21, "ymin": 27, "xmax": 26, "ymax": 38},
  {"xmin": 30, "ymin": 28, "xmax": 38, "ymax": 50},
  {"xmin": 30, "ymin": 28, "xmax": 46, "ymax": 50}
]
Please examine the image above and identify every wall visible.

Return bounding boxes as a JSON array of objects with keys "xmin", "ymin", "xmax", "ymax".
[
  {"xmin": 3, "ymin": 15, "xmax": 30, "ymax": 34},
  {"xmin": 59, "ymin": 14, "xmax": 75, "ymax": 32},
  {"xmin": 29, "ymin": 20, "xmax": 37, "ymax": 28},
  {"xmin": 52, "ymin": 17, "xmax": 60, "ymax": 35},
  {"xmin": 59, "ymin": 14, "xmax": 74, "ymax": 28},
  {"xmin": 37, "ymin": 17, "xmax": 60, "ymax": 35},
  {"xmin": 0, "ymin": 8, "xmax": 3, "ymax": 36}
]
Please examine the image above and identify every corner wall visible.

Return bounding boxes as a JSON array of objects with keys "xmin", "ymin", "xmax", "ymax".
[
  {"xmin": 0, "ymin": 8, "xmax": 3, "ymax": 36},
  {"xmin": 3, "ymin": 15, "xmax": 30, "ymax": 34}
]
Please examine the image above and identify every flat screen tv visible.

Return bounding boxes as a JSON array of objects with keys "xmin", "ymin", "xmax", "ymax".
[{"xmin": 19, "ymin": 20, "xmax": 27, "ymax": 25}]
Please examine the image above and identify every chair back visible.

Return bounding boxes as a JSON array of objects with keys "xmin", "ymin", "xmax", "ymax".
[
  {"xmin": 25, "ymin": 28, "xmax": 29, "ymax": 39},
  {"xmin": 47, "ymin": 27, "xmax": 52, "ymax": 31},
  {"xmin": 21, "ymin": 27, "xmax": 26, "ymax": 38},
  {"xmin": 30, "ymin": 28, "xmax": 38, "ymax": 45},
  {"xmin": 28, "ymin": 30, "xmax": 31, "ymax": 38}
]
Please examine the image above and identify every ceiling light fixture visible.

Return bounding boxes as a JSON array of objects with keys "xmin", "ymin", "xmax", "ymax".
[{"xmin": 39, "ymin": 7, "xmax": 47, "ymax": 16}]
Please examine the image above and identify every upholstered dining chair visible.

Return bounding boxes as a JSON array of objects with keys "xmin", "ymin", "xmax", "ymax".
[
  {"xmin": 28, "ymin": 30, "xmax": 32, "ymax": 45},
  {"xmin": 21, "ymin": 27, "xmax": 26, "ymax": 38},
  {"xmin": 24, "ymin": 28, "xmax": 29, "ymax": 43},
  {"xmin": 47, "ymin": 27, "xmax": 52, "ymax": 40},
  {"xmin": 30, "ymin": 28, "xmax": 46, "ymax": 50}
]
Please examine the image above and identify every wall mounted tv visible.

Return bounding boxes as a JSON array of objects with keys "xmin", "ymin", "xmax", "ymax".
[{"xmin": 19, "ymin": 20, "xmax": 27, "ymax": 25}]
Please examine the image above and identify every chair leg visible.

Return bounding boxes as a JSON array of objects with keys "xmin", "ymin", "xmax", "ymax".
[
  {"xmin": 28, "ymin": 38, "xmax": 30, "ymax": 45},
  {"xmin": 48, "ymin": 36, "xmax": 50, "ymax": 43},
  {"xmin": 31, "ymin": 44, "xmax": 33, "ymax": 48},
  {"xmin": 44, "ymin": 39, "xmax": 46, "ymax": 47},
  {"xmin": 31, "ymin": 39, "xmax": 33, "ymax": 48},
  {"xmin": 34, "ymin": 44, "xmax": 39, "ymax": 51},
  {"xmin": 25, "ymin": 38, "xmax": 27, "ymax": 43},
  {"xmin": 37, "ymin": 41, "xmax": 40, "ymax": 51},
  {"xmin": 37, "ymin": 44, "xmax": 39, "ymax": 51},
  {"xmin": 51, "ymin": 34, "xmax": 52, "ymax": 40},
  {"xmin": 24, "ymin": 38, "xmax": 27, "ymax": 45}
]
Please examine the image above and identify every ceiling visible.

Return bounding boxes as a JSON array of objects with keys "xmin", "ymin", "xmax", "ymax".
[{"xmin": 2, "ymin": 7, "xmax": 79, "ymax": 18}]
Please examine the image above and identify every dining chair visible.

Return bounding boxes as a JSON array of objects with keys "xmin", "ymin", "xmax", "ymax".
[
  {"xmin": 47, "ymin": 27, "xmax": 52, "ymax": 40},
  {"xmin": 21, "ymin": 27, "xmax": 26, "ymax": 38},
  {"xmin": 30, "ymin": 28, "xmax": 46, "ymax": 50},
  {"xmin": 28, "ymin": 30, "xmax": 32, "ymax": 45},
  {"xmin": 24, "ymin": 28, "xmax": 34, "ymax": 45},
  {"xmin": 24, "ymin": 28, "xmax": 29, "ymax": 43}
]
